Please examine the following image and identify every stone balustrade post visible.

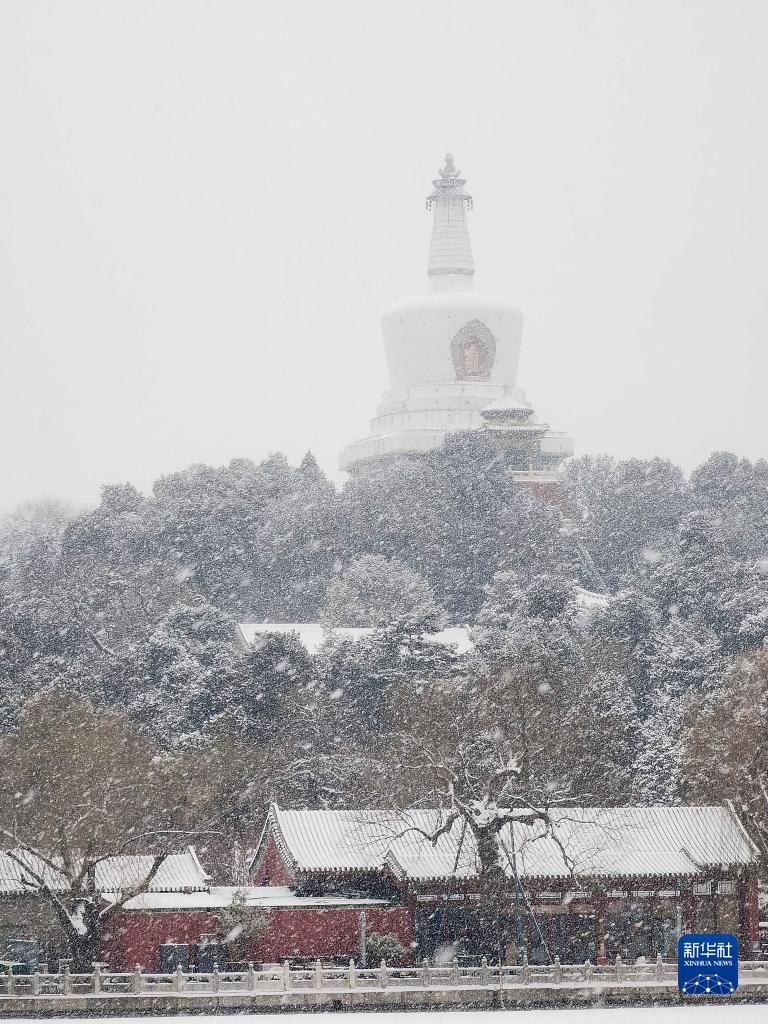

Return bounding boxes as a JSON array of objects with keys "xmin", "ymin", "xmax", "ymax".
[
  {"xmin": 615, "ymin": 956, "xmax": 624, "ymax": 982},
  {"xmin": 553, "ymin": 956, "xmax": 563, "ymax": 985},
  {"xmin": 314, "ymin": 959, "xmax": 323, "ymax": 990},
  {"xmin": 379, "ymin": 959, "xmax": 388, "ymax": 988},
  {"xmin": 521, "ymin": 957, "xmax": 531, "ymax": 985},
  {"xmin": 421, "ymin": 958, "xmax": 430, "ymax": 987},
  {"xmin": 93, "ymin": 964, "xmax": 101, "ymax": 995},
  {"xmin": 212, "ymin": 965, "xmax": 220, "ymax": 993},
  {"xmin": 655, "ymin": 954, "xmax": 664, "ymax": 982},
  {"xmin": 175, "ymin": 964, "xmax": 184, "ymax": 992},
  {"xmin": 584, "ymin": 960, "xmax": 594, "ymax": 982},
  {"xmin": 248, "ymin": 963, "xmax": 257, "ymax": 992},
  {"xmin": 282, "ymin": 960, "xmax": 291, "ymax": 991},
  {"xmin": 480, "ymin": 956, "xmax": 490, "ymax": 986},
  {"xmin": 348, "ymin": 958, "xmax": 356, "ymax": 989},
  {"xmin": 131, "ymin": 966, "xmax": 141, "ymax": 995},
  {"xmin": 451, "ymin": 957, "xmax": 460, "ymax": 986},
  {"xmin": 31, "ymin": 972, "xmax": 40, "ymax": 996}
]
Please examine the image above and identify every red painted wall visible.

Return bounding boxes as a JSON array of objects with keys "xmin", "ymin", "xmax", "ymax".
[
  {"xmin": 101, "ymin": 904, "xmax": 413, "ymax": 970},
  {"xmin": 251, "ymin": 835, "xmax": 294, "ymax": 886},
  {"xmin": 250, "ymin": 906, "xmax": 413, "ymax": 963},
  {"xmin": 102, "ymin": 911, "xmax": 219, "ymax": 971}
]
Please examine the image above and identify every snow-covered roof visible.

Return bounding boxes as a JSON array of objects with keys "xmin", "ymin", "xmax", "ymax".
[
  {"xmin": 0, "ymin": 852, "xmax": 67, "ymax": 895},
  {"xmin": 239, "ymin": 595, "xmax": 609, "ymax": 656},
  {"xmin": 0, "ymin": 846, "xmax": 209, "ymax": 896},
  {"xmin": 258, "ymin": 805, "xmax": 758, "ymax": 883},
  {"xmin": 238, "ymin": 623, "xmax": 473, "ymax": 656},
  {"xmin": 94, "ymin": 848, "xmax": 210, "ymax": 892},
  {"xmin": 484, "ymin": 396, "xmax": 532, "ymax": 413},
  {"xmin": 118, "ymin": 885, "xmax": 388, "ymax": 911},
  {"xmin": 573, "ymin": 587, "xmax": 610, "ymax": 625}
]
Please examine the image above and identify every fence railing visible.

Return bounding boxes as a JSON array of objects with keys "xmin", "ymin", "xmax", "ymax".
[{"xmin": 2, "ymin": 957, "xmax": 768, "ymax": 998}]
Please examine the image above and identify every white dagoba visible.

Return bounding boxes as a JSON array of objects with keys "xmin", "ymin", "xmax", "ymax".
[{"xmin": 339, "ymin": 155, "xmax": 574, "ymax": 482}]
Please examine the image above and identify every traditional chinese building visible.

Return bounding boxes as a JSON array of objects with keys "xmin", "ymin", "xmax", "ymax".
[
  {"xmin": 340, "ymin": 155, "xmax": 574, "ymax": 486},
  {"xmin": 250, "ymin": 804, "xmax": 760, "ymax": 964},
  {"xmin": 0, "ymin": 847, "xmax": 211, "ymax": 971},
  {"xmin": 0, "ymin": 847, "xmax": 407, "ymax": 972},
  {"xmin": 1, "ymin": 804, "xmax": 759, "ymax": 971}
]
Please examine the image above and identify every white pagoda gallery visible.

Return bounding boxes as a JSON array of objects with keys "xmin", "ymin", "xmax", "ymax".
[{"xmin": 340, "ymin": 156, "xmax": 573, "ymax": 484}]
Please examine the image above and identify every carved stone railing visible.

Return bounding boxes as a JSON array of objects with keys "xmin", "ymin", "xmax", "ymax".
[{"xmin": 1, "ymin": 956, "xmax": 767, "ymax": 998}]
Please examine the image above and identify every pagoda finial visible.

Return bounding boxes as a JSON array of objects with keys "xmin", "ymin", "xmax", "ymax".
[
  {"xmin": 426, "ymin": 154, "xmax": 472, "ymax": 211},
  {"xmin": 440, "ymin": 153, "xmax": 460, "ymax": 179}
]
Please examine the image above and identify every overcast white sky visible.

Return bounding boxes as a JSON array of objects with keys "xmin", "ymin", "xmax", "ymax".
[{"xmin": 1, "ymin": 0, "xmax": 767, "ymax": 511}]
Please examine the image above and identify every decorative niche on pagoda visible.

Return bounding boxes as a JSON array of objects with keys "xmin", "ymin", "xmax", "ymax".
[{"xmin": 339, "ymin": 155, "xmax": 574, "ymax": 482}]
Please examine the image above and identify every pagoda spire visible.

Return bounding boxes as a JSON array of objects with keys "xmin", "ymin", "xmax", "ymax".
[{"xmin": 426, "ymin": 153, "xmax": 474, "ymax": 290}]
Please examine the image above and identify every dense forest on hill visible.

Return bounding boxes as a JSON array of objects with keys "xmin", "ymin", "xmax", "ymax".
[{"xmin": 2, "ymin": 440, "xmax": 768, "ymax": 872}]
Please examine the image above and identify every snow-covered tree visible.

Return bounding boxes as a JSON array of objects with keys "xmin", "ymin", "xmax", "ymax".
[
  {"xmin": 683, "ymin": 650, "xmax": 768, "ymax": 856},
  {"xmin": 387, "ymin": 673, "xmax": 575, "ymax": 959},
  {"xmin": 496, "ymin": 488, "xmax": 586, "ymax": 585},
  {"xmin": 585, "ymin": 589, "xmax": 659, "ymax": 712},
  {"xmin": 690, "ymin": 452, "xmax": 768, "ymax": 562},
  {"xmin": 338, "ymin": 432, "xmax": 519, "ymax": 619},
  {"xmin": 216, "ymin": 887, "xmax": 268, "ymax": 960},
  {"xmin": 364, "ymin": 930, "xmax": 409, "ymax": 966},
  {"xmin": 567, "ymin": 667, "xmax": 641, "ymax": 802},
  {"xmin": 0, "ymin": 691, "xmax": 203, "ymax": 971},
  {"xmin": 321, "ymin": 554, "xmax": 446, "ymax": 629},
  {"xmin": 474, "ymin": 571, "xmax": 583, "ymax": 695},
  {"xmin": 643, "ymin": 511, "xmax": 768, "ymax": 655},
  {"xmin": 236, "ymin": 629, "xmax": 318, "ymax": 741},
  {"xmin": 127, "ymin": 601, "xmax": 244, "ymax": 749},
  {"xmin": 0, "ymin": 498, "xmax": 73, "ymax": 582},
  {"xmin": 152, "ymin": 454, "xmax": 339, "ymax": 621},
  {"xmin": 632, "ymin": 616, "xmax": 723, "ymax": 804},
  {"xmin": 564, "ymin": 455, "xmax": 690, "ymax": 590},
  {"xmin": 314, "ymin": 620, "xmax": 459, "ymax": 766}
]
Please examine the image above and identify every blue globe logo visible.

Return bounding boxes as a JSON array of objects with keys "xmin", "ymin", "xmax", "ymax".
[{"xmin": 682, "ymin": 974, "xmax": 736, "ymax": 994}]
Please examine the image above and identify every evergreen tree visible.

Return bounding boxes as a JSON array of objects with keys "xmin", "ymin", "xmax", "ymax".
[
  {"xmin": 690, "ymin": 452, "xmax": 768, "ymax": 562},
  {"xmin": 236, "ymin": 630, "xmax": 318, "ymax": 742},
  {"xmin": 644, "ymin": 511, "xmax": 768, "ymax": 654},
  {"xmin": 153, "ymin": 454, "xmax": 339, "ymax": 620},
  {"xmin": 585, "ymin": 589, "xmax": 659, "ymax": 712},
  {"xmin": 473, "ymin": 571, "xmax": 585, "ymax": 790},
  {"xmin": 564, "ymin": 455, "xmax": 690, "ymax": 590},
  {"xmin": 497, "ymin": 488, "xmax": 586, "ymax": 586},
  {"xmin": 127, "ymin": 601, "xmax": 244, "ymax": 749},
  {"xmin": 338, "ymin": 433, "xmax": 519, "ymax": 620},
  {"xmin": 567, "ymin": 667, "xmax": 641, "ymax": 803},
  {"xmin": 321, "ymin": 554, "xmax": 446, "ymax": 628},
  {"xmin": 632, "ymin": 615, "xmax": 723, "ymax": 804}
]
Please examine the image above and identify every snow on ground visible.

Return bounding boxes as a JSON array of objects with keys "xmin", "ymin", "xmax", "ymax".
[{"xmin": 5, "ymin": 1008, "xmax": 768, "ymax": 1024}]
